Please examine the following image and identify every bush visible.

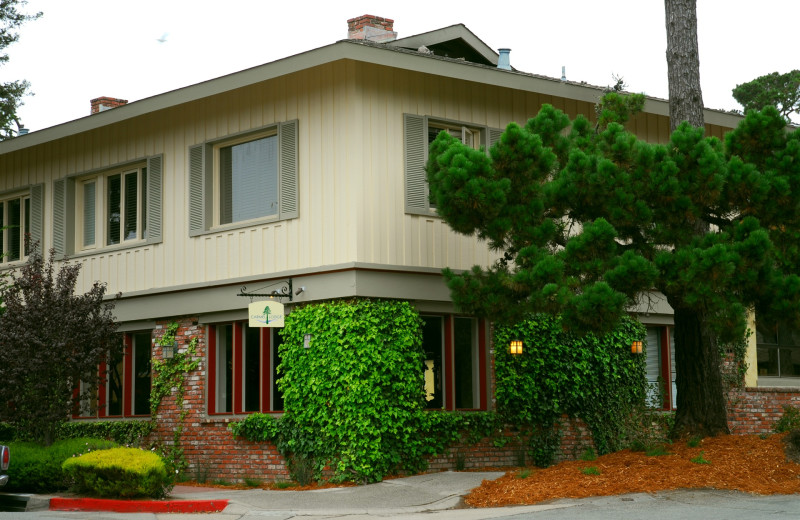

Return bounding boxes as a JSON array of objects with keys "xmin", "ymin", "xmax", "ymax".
[
  {"xmin": 773, "ymin": 406, "xmax": 800, "ymax": 433},
  {"xmin": 62, "ymin": 447, "xmax": 172, "ymax": 498},
  {"xmin": 4, "ymin": 438, "xmax": 117, "ymax": 493}
]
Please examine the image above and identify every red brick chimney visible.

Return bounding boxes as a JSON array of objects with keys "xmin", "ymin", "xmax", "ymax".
[
  {"xmin": 90, "ymin": 97, "xmax": 128, "ymax": 115},
  {"xmin": 347, "ymin": 15, "xmax": 397, "ymax": 42}
]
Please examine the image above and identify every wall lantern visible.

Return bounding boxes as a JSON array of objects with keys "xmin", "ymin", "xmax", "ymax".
[
  {"xmin": 303, "ymin": 334, "xmax": 312, "ymax": 349},
  {"xmin": 509, "ymin": 338, "xmax": 524, "ymax": 355},
  {"xmin": 631, "ymin": 340, "xmax": 643, "ymax": 355},
  {"xmin": 164, "ymin": 340, "xmax": 178, "ymax": 359}
]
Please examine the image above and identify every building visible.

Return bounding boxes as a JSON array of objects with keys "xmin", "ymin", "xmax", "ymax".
[{"xmin": 0, "ymin": 15, "xmax": 796, "ymax": 479}]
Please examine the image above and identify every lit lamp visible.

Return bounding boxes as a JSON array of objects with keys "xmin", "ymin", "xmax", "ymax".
[
  {"xmin": 164, "ymin": 340, "xmax": 178, "ymax": 359},
  {"xmin": 509, "ymin": 338, "xmax": 524, "ymax": 355},
  {"xmin": 631, "ymin": 340, "xmax": 643, "ymax": 355}
]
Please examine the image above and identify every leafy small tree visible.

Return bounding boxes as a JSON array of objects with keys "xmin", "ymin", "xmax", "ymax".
[
  {"xmin": 0, "ymin": 249, "xmax": 121, "ymax": 445},
  {"xmin": 0, "ymin": 0, "xmax": 41, "ymax": 139},
  {"xmin": 732, "ymin": 70, "xmax": 800, "ymax": 120}
]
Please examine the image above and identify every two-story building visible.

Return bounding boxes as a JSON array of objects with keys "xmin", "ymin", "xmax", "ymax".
[{"xmin": 1, "ymin": 15, "xmax": 796, "ymax": 480}]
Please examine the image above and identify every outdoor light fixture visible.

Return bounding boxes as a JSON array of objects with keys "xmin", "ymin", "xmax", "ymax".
[
  {"xmin": 304, "ymin": 334, "xmax": 312, "ymax": 349},
  {"xmin": 631, "ymin": 340, "xmax": 643, "ymax": 355},
  {"xmin": 509, "ymin": 338, "xmax": 524, "ymax": 355},
  {"xmin": 164, "ymin": 340, "xmax": 178, "ymax": 359}
]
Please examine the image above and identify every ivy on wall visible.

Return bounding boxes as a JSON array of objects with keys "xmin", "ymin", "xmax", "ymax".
[{"xmin": 494, "ymin": 315, "xmax": 647, "ymax": 455}]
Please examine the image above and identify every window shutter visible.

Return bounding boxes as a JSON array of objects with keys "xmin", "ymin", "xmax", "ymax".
[
  {"xmin": 29, "ymin": 183, "xmax": 44, "ymax": 252},
  {"xmin": 404, "ymin": 114, "xmax": 427, "ymax": 214},
  {"xmin": 53, "ymin": 178, "xmax": 67, "ymax": 256},
  {"xmin": 188, "ymin": 144, "xmax": 206, "ymax": 236},
  {"xmin": 146, "ymin": 154, "xmax": 163, "ymax": 242},
  {"xmin": 278, "ymin": 119, "xmax": 299, "ymax": 220},
  {"xmin": 488, "ymin": 127, "xmax": 504, "ymax": 150}
]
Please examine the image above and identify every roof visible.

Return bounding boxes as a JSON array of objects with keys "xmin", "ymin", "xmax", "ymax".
[{"xmin": 0, "ymin": 24, "xmax": 744, "ymax": 154}]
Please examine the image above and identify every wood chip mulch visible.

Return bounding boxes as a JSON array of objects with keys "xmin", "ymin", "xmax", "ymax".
[{"xmin": 465, "ymin": 433, "xmax": 800, "ymax": 507}]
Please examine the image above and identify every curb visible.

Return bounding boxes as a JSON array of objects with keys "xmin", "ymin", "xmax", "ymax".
[{"xmin": 49, "ymin": 497, "xmax": 229, "ymax": 513}]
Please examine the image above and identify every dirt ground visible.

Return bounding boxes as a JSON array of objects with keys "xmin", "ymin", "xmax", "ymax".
[{"xmin": 465, "ymin": 433, "xmax": 800, "ymax": 507}]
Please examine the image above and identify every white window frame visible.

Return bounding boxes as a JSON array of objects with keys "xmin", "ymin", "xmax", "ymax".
[
  {"xmin": 75, "ymin": 165, "xmax": 147, "ymax": 251},
  {"xmin": 0, "ymin": 192, "xmax": 31, "ymax": 264},
  {"xmin": 188, "ymin": 120, "xmax": 298, "ymax": 237}
]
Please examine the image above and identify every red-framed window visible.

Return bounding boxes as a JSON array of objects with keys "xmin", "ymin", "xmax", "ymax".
[
  {"xmin": 645, "ymin": 325, "xmax": 676, "ymax": 410},
  {"xmin": 74, "ymin": 331, "xmax": 152, "ymax": 419},
  {"xmin": 421, "ymin": 315, "xmax": 488, "ymax": 411},
  {"xmin": 207, "ymin": 322, "xmax": 284, "ymax": 415}
]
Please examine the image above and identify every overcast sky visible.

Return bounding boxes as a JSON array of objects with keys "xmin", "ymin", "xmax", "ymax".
[{"xmin": 5, "ymin": 0, "xmax": 799, "ymax": 132}]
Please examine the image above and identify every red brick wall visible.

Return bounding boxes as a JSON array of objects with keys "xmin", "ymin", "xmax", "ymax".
[{"xmin": 727, "ymin": 387, "xmax": 800, "ymax": 434}]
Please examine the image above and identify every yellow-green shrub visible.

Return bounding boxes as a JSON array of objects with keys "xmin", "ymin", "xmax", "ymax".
[{"xmin": 62, "ymin": 447, "xmax": 172, "ymax": 498}]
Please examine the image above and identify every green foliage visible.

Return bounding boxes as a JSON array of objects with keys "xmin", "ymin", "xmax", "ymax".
[
  {"xmin": 494, "ymin": 315, "xmax": 646, "ymax": 455},
  {"xmin": 4, "ymin": 438, "xmax": 116, "ymax": 493},
  {"xmin": 687, "ymin": 436, "xmax": 703, "ymax": 448},
  {"xmin": 62, "ymin": 447, "xmax": 171, "ymax": 498},
  {"xmin": 150, "ymin": 322, "xmax": 200, "ymax": 476},
  {"xmin": 428, "ymin": 93, "xmax": 800, "ymax": 436},
  {"xmin": 55, "ymin": 420, "xmax": 153, "ymax": 446},
  {"xmin": 275, "ymin": 299, "xmax": 427, "ymax": 483},
  {"xmin": 0, "ymin": 249, "xmax": 121, "ymax": 445},
  {"xmin": 690, "ymin": 451, "xmax": 710, "ymax": 465},
  {"xmin": 580, "ymin": 447, "xmax": 597, "ymax": 461},
  {"xmin": 0, "ymin": 0, "xmax": 41, "ymax": 139},
  {"xmin": 645, "ymin": 444, "xmax": 671, "ymax": 457},
  {"xmin": 528, "ymin": 423, "xmax": 562, "ymax": 468},
  {"xmin": 580, "ymin": 466, "xmax": 601, "ymax": 475},
  {"xmin": 773, "ymin": 406, "xmax": 800, "ymax": 433},
  {"xmin": 783, "ymin": 429, "xmax": 800, "ymax": 464},
  {"xmin": 733, "ymin": 70, "xmax": 800, "ymax": 119},
  {"xmin": 595, "ymin": 77, "xmax": 646, "ymax": 131}
]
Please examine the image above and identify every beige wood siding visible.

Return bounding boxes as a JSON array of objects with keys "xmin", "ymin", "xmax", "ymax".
[{"xmin": 0, "ymin": 59, "xmax": 737, "ymax": 298}]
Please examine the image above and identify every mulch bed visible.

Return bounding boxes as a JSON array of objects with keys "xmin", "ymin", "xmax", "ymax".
[{"xmin": 465, "ymin": 433, "xmax": 800, "ymax": 507}]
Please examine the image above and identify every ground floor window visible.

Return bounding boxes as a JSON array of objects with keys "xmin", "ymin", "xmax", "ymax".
[
  {"xmin": 421, "ymin": 315, "xmax": 487, "ymax": 411},
  {"xmin": 757, "ymin": 320, "xmax": 800, "ymax": 378},
  {"xmin": 208, "ymin": 322, "xmax": 283, "ymax": 415},
  {"xmin": 645, "ymin": 326, "xmax": 676, "ymax": 409},
  {"xmin": 74, "ymin": 331, "xmax": 152, "ymax": 419}
]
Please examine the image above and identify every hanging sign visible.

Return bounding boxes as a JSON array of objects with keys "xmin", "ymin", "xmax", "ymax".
[{"xmin": 249, "ymin": 301, "xmax": 285, "ymax": 328}]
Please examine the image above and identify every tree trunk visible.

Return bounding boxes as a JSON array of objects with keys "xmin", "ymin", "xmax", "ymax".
[
  {"xmin": 664, "ymin": 0, "xmax": 705, "ymax": 131},
  {"xmin": 670, "ymin": 305, "xmax": 730, "ymax": 437}
]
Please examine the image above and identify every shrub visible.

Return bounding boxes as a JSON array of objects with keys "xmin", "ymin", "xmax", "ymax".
[
  {"xmin": 773, "ymin": 406, "xmax": 800, "ymax": 433},
  {"xmin": 4, "ymin": 438, "xmax": 116, "ymax": 493},
  {"xmin": 62, "ymin": 447, "xmax": 171, "ymax": 498},
  {"xmin": 783, "ymin": 429, "xmax": 800, "ymax": 464}
]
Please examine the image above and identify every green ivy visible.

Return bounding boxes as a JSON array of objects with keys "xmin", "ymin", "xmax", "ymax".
[
  {"xmin": 55, "ymin": 420, "xmax": 153, "ymax": 446},
  {"xmin": 494, "ymin": 315, "xmax": 647, "ymax": 456},
  {"xmin": 150, "ymin": 322, "xmax": 200, "ymax": 475}
]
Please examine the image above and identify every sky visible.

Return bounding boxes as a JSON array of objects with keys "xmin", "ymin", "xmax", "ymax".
[{"xmin": 4, "ymin": 0, "xmax": 799, "ymax": 132}]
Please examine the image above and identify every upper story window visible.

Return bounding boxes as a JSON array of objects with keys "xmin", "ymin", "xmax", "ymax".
[
  {"xmin": 77, "ymin": 166, "xmax": 148, "ymax": 251},
  {"xmin": 403, "ymin": 114, "xmax": 502, "ymax": 216},
  {"xmin": 188, "ymin": 120, "xmax": 298, "ymax": 236},
  {"xmin": 0, "ymin": 185, "xmax": 43, "ymax": 264},
  {"xmin": 53, "ymin": 156, "xmax": 162, "ymax": 257}
]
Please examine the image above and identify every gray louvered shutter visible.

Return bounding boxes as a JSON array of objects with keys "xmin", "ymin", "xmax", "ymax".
[
  {"xmin": 404, "ymin": 114, "xmax": 427, "ymax": 214},
  {"xmin": 488, "ymin": 127, "xmax": 504, "ymax": 151},
  {"xmin": 53, "ymin": 178, "xmax": 67, "ymax": 256},
  {"xmin": 29, "ymin": 183, "xmax": 44, "ymax": 253},
  {"xmin": 146, "ymin": 154, "xmax": 163, "ymax": 242},
  {"xmin": 279, "ymin": 119, "xmax": 299, "ymax": 220},
  {"xmin": 188, "ymin": 144, "xmax": 207, "ymax": 236}
]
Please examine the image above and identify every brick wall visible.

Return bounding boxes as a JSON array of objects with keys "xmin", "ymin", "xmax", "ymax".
[{"xmin": 727, "ymin": 387, "xmax": 800, "ymax": 434}]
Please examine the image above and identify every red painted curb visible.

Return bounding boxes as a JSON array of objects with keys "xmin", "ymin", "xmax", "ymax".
[{"xmin": 49, "ymin": 497, "xmax": 229, "ymax": 513}]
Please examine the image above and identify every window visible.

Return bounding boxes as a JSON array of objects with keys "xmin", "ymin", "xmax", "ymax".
[
  {"xmin": 208, "ymin": 322, "xmax": 284, "ymax": 415},
  {"xmin": 74, "ymin": 331, "xmax": 152, "ymax": 419},
  {"xmin": 644, "ymin": 326, "xmax": 677, "ymax": 409},
  {"xmin": 403, "ymin": 114, "xmax": 502, "ymax": 215},
  {"xmin": 421, "ymin": 315, "xmax": 487, "ymax": 411},
  {"xmin": 189, "ymin": 120, "xmax": 298, "ymax": 236},
  {"xmin": 757, "ymin": 320, "xmax": 800, "ymax": 378},
  {"xmin": 0, "ymin": 185, "xmax": 43, "ymax": 263},
  {"xmin": 53, "ymin": 156, "xmax": 162, "ymax": 256},
  {"xmin": 76, "ymin": 166, "xmax": 148, "ymax": 250}
]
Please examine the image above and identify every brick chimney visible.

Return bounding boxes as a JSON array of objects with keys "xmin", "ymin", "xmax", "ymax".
[
  {"xmin": 90, "ymin": 97, "xmax": 128, "ymax": 115},
  {"xmin": 347, "ymin": 15, "xmax": 397, "ymax": 42}
]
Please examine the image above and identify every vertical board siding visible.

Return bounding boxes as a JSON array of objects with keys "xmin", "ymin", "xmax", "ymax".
[{"xmin": 1, "ymin": 60, "xmax": 735, "ymax": 297}]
